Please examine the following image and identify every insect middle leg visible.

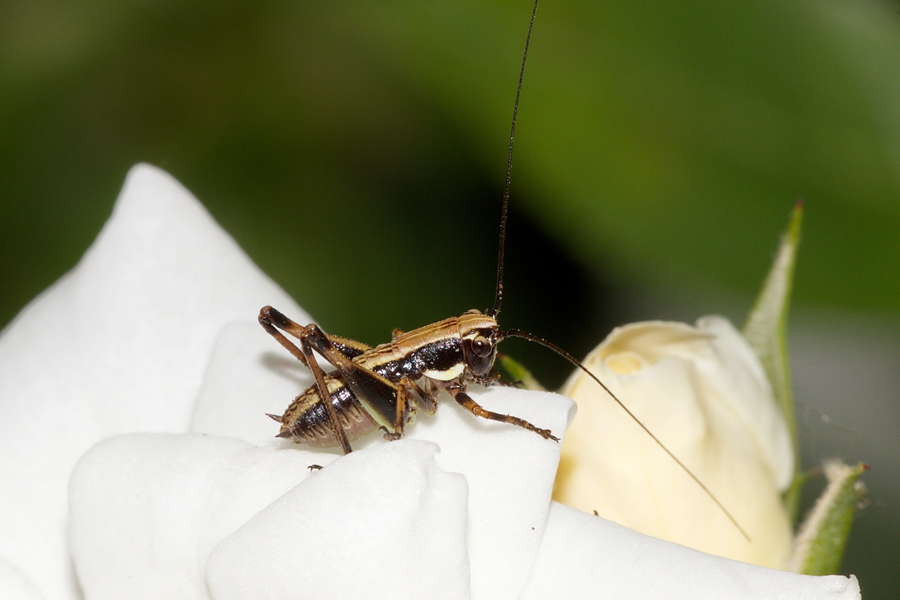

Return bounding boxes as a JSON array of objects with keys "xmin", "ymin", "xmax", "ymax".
[{"xmin": 384, "ymin": 376, "xmax": 437, "ymax": 441}]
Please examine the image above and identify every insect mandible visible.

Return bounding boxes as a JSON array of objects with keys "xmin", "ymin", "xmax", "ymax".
[{"xmin": 258, "ymin": 0, "xmax": 749, "ymax": 540}]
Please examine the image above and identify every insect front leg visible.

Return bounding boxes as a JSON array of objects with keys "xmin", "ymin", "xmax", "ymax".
[{"xmin": 449, "ymin": 386, "xmax": 559, "ymax": 442}]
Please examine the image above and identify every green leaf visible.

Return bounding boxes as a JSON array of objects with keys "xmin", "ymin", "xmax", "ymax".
[
  {"xmin": 742, "ymin": 201, "xmax": 803, "ymax": 520},
  {"xmin": 497, "ymin": 354, "xmax": 546, "ymax": 391},
  {"xmin": 790, "ymin": 461, "xmax": 868, "ymax": 575},
  {"xmin": 382, "ymin": 0, "xmax": 900, "ymax": 315}
]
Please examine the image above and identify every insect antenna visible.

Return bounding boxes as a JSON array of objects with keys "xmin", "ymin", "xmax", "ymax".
[
  {"xmin": 491, "ymin": 0, "xmax": 539, "ymax": 320},
  {"xmin": 491, "ymin": 0, "xmax": 749, "ymax": 543},
  {"xmin": 498, "ymin": 327, "xmax": 752, "ymax": 543}
]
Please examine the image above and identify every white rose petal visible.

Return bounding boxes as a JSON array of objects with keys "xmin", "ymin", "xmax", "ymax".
[
  {"xmin": 0, "ymin": 164, "xmax": 303, "ymax": 599},
  {"xmin": 402, "ymin": 387, "xmax": 573, "ymax": 599},
  {"xmin": 69, "ymin": 385, "xmax": 574, "ymax": 600},
  {"xmin": 0, "ymin": 559, "xmax": 45, "ymax": 600},
  {"xmin": 205, "ymin": 440, "xmax": 471, "ymax": 600},
  {"xmin": 69, "ymin": 434, "xmax": 304, "ymax": 600},
  {"xmin": 189, "ymin": 321, "xmax": 314, "ymax": 445},
  {"xmin": 522, "ymin": 502, "xmax": 859, "ymax": 599}
]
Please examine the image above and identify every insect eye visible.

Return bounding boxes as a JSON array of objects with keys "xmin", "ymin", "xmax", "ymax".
[{"xmin": 471, "ymin": 335, "xmax": 493, "ymax": 358}]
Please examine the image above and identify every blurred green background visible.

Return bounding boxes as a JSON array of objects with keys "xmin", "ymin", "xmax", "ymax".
[{"xmin": 1, "ymin": 0, "xmax": 897, "ymax": 595}]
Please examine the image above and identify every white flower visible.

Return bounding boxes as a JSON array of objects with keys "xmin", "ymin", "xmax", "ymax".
[
  {"xmin": 0, "ymin": 165, "xmax": 859, "ymax": 599},
  {"xmin": 554, "ymin": 319, "xmax": 795, "ymax": 568}
]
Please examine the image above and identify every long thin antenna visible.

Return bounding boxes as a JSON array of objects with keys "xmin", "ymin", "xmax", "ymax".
[
  {"xmin": 499, "ymin": 327, "xmax": 752, "ymax": 542},
  {"xmin": 491, "ymin": 0, "xmax": 539, "ymax": 319}
]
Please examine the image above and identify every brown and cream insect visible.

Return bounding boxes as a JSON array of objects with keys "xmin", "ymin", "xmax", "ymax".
[
  {"xmin": 258, "ymin": 0, "xmax": 747, "ymax": 538},
  {"xmin": 257, "ymin": 307, "xmax": 555, "ymax": 455},
  {"xmin": 258, "ymin": 0, "xmax": 550, "ymax": 457}
]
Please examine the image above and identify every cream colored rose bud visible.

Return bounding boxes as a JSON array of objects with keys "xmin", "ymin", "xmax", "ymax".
[{"xmin": 554, "ymin": 317, "xmax": 794, "ymax": 568}]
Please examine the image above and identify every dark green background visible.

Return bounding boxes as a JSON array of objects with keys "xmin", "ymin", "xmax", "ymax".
[{"xmin": 1, "ymin": 0, "xmax": 897, "ymax": 596}]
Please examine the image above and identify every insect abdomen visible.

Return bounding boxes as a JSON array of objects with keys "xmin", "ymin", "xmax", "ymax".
[{"xmin": 278, "ymin": 376, "xmax": 378, "ymax": 448}]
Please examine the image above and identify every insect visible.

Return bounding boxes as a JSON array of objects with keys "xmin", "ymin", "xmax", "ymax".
[{"xmin": 258, "ymin": 0, "xmax": 748, "ymax": 540}]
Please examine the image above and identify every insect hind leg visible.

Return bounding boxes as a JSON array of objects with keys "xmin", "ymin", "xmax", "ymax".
[
  {"xmin": 451, "ymin": 390, "xmax": 559, "ymax": 442},
  {"xmin": 258, "ymin": 306, "xmax": 312, "ymax": 367},
  {"xmin": 258, "ymin": 306, "xmax": 354, "ymax": 454}
]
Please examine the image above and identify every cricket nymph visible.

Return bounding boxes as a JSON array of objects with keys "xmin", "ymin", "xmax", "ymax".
[{"xmin": 261, "ymin": 307, "xmax": 555, "ymax": 450}]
